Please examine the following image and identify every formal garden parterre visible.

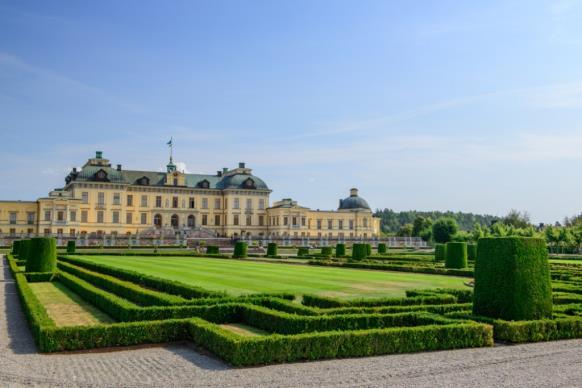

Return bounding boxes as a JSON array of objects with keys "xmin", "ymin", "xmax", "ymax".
[{"xmin": 6, "ymin": 238, "xmax": 582, "ymax": 366}]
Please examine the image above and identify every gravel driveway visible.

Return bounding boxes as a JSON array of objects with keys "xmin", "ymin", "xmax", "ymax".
[{"xmin": 1, "ymin": 258, "xmax": 581, "ymax": 388}]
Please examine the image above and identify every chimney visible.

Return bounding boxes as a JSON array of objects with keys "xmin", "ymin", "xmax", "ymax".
[
  {"xmin": 222, "ymin": 167, "xmax": 228, "ymax": 174},
  {"xmin": 96, "ymin": 151, "xmax": 103, "ymax": 159},
  {"xmin": 72, "ymin": 167, "xmax": 77, "ymax": 173},
  {"xmin": 117, "ymin": 164, "xmax": 122, "ymax": 171},
  {"xmin": 238, "ymin": 162, "xmax": 246, "ymax": 169},
  {"xmin": 350, "ymin": 188, "xmax": 358, "ymax": 197},
  {"xmin": 217, "ymin": 170, "xmax": 222, "ymax": 177}
]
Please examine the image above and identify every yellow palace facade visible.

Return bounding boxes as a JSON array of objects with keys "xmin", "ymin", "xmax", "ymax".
[{"xmin": 0, "ymin": 151, "xmax": 380, "ymax": 240}]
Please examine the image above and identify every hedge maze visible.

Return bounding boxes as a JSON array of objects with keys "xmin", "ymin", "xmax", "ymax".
[{"xmin": 6, "ymin": 237, "xmax": 582, "ymax": 366}]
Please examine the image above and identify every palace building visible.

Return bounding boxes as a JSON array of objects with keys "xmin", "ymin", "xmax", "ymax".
[{"xmin": 0, "ymin": 151, "xmax": 380, "ymax": 240}]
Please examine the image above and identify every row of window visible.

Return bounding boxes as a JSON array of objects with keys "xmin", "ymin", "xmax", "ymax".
[
  {"xmin": 269, "ymin": 216, "xmax": 369, "ymax": 229},
  {"xmin": 6, "ymin": 212, "xmax": 36, "ymax": 224},
  {"xmin": 82, "ymin": 192, "xmax": 266, "ymax": 210}
]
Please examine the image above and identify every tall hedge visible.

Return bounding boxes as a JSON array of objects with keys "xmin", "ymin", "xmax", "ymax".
[
  {"xmin": 445, "ymin": 242, "xmax": 467, "ymax": 269},
  {"xmin": 321, "ymin": 246, "xmax": 333, "ymax": 258},
  {"xmin": 335, "ymin": 243, "xmax": 346, "ymax": 257},
  {"xmin": 473, "ymin": 237, "xmax": 553, "ymax": 321},
  {"xmin": 352, "ymin": 244, "xmax": 368, "ymax": 260},
  {"xmin": 378, "ymin": 243, "xmax": 387, "ymax": 254},
  {"xmin": 26, "ymin": 237, "xmax": 57, "ymax": 273},
  {"xmin": 233, "ymin": 242, "xmax": 248, "ymax": 258},
  {"xmin": 434, "ymin": 244, "xmax": 447, "ymax": 261},
  {"xmin": 66, "ymin": 240, "xmax": 76, "ymax": 255},
  {"xmin": 366, "ymin": 244, "xmax": 372, "ymax": 257},
  {"xmin": 12, "ymin": 240, "xmax": 21, "ymax": 256},
  {"xmin": 267, "ymin": 243, "xmax": 278, "ymax": 257},
  {"xmin": 467, "ymin": 243, "xmax": 477, "ymax": 260},
  {"xmin": 19, "ymin": 240, "xmax": 32, "ymax": 263}
]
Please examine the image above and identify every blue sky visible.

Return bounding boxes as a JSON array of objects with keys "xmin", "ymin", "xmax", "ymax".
[{"xmin": 1, "ymin": 0, "xmax": 581, "ymax": 224}]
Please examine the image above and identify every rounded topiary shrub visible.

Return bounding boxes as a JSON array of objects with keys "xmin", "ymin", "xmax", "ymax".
[
  {"xmin": 297, "ymin": 247, "xmax": 309, "ymax": 257},
  {"xmin": 66, "ymin": 240, "xmax": 76, "ymax": 254},
  {"xmin": 473, "ymin": 237, "xmax": 552, "ymax": 321},
  {"xmin": 434, "ymin": 243, "xmax": 447, "ymax": 261},
  {"xmin": 233, "ymin": 242, "xmax": 248, "ymax": 258},
  {"xmin": 377, "ymin": 243, "xmax": 387, "ymax": 254},
  {"xmin": 206, "ymin": 245, "xmax": 219, "ymax": 255},
  {"xmin": 321, "ymin": 246, "xmax": 333, "ymax": 258},
  {"xmin": 26, "ymin": 237, "xmax": 57, "ymax": 273},
  {"xmin": 352, "ymin": 243, "xmax": 368, "ymax": 260},
  {"xmin": 445, "ymin": 242, "xmax": 467, "ymax": 269},
  {"xmin": 335, "ymin": 243, "xmax": 346, "ymax": 257},
  {"xmin": 467, "ymin": 243, "xmax": 477, "ymax": 260},
  {"xmin": 267, "ymin": 243, "xmax": 278, "ymax": 257}
]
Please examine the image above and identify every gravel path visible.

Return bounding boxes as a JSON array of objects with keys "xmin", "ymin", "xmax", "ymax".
[{"xmin": 1, "ymin": 258, "xmax": 581, "ymax": 388}]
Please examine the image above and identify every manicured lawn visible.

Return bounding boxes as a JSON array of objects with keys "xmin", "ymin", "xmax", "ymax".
[
  {"xmin": 29, "ymin": 282, "xmax": 114, "ymax": 326},
  {"xmin": 75, "ymin": 255, "xmax": 470, "ymax": 299}
]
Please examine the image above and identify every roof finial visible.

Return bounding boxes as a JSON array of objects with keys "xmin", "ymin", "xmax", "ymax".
[{"xmin": 166, "ymin": 138, "xmax": 176, "ymax": 172}]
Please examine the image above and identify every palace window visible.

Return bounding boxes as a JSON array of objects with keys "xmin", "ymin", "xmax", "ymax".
[
  {"xmin": 126, "ymin": 212, "xmax": 133, "ymax": 224},
  {"xmin": 187, "ymin": 215, "xmax": 195, "ymax": 227},
  {"xmin": 113, "ymin": 193, "xmax": 121, "ymax": 205},
  {"xmin": 338, "ymin": 220, "xmax": 344, "ymax": 230},
  {"xmin": 44, "ymin": 211, "xmax": 51, "ymax": 222},
  {"xmin": 98, "ymin": 192, "xmax": 105, "ymax": 206},
  {"xmin": 258, "ymin": 199, "xmax": 265, "ymax": 210},
  {"xmin": 9, "ymin": 212, "xmax": 17, "ymax": 224},
  {"xmin": 81, "ymin": 192, "xmax": 89, "ymax": 204},
  {"xmin": 57, "ymin": 211, "xmax": 65, "ymax": 221},
  {"xmin": 214, "ymin": 198, "xmax": 221, "ymax": 209},
  {"xmin": 189, "ymin": 197, "xmax": 195, "ymax": 209},
  {"xmin": 328, "ymin": 220, "xmax": 333, "ymax": 230},
  {"xmin": 173, "ymin": 178, "xmax": 178, "ymax": 186},
  {"xmin": 302, "ymin": 217, "xmax": 306, "ymax": 226},
  {"xmin": 141, "ymin": 213, "xmax": 147, "ymax": 225},
  {"xmin": 172, "ymin": 196, "xmax": 179, "ymax": 208},
  {"xmin": 127, "ymin": 195, "xmax": 133, "ymax": 207},
  {"xmin": 233, "ymin": 198, "xmax": 240, "ymax": 209},
  {"xmin": 27, "ymin": 212, "xmax": 35, "ymax": 224},
  {"xmin": 246, "ymin": 216, "xmax": 252, "ymax": 226},
  {"xmin": 215, "ymin": 215, "xmax": 220, "ymax": 226},
  {"xmin": 292, "ymin": 217, "xmax": 297, "ymax": 226},
  {"xmin": 156, "ymin": 196, "xmax": 162, "ymax": 208},
  {"xmin": 44, "ymin": 228, "xmax": 50, "ymax": 236},
  {"xmin": 349, "ymin": 220, "xmax": 354, "ymax": 230},
  {"xmin": 141, "ymin": 195, "xmax": 148, "ymax": 207},
  {"xmin": 283, "ymin": 216, "xmax": 288, "ymax": 226},
  {"xmin": 202, "ymin": 214, "xmax": 208, "ymax": 226},
  {"xmin": 258, "ymin": 215, "xmax": 264, "ymax": 226},
  {"xmin": 317, "ymin": 220, "xmax": 322, "ymax": 230},
  {"xmin": 81, "ymin": 210, "xmax": 88, "ymax": 223},
  {"xmin": 112, "ymin": 211, "xmax": 119, "ymax": 224},
  {"xmin": 70, "ymin": 211, "xmax": 76, "ymax": 222},
  {"xmin": 154, "ymin": 214, "xmax": 162, "ymax": 228},
  {"xmin": 233, "ymin": 215, "xmax": 239, "ymax": 226},
  {"xmin": 246, "ymin": 198, "xmax": 252, "ymax": 209},
  {"xmin": 97, "ymin": 211, "xmax": 104, "ymax": 223},
  {"xmin": 202, "ymin": 198, "xmax": 208, "ymax": 209}
]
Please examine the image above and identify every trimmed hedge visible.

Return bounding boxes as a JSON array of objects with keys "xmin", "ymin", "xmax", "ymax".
[
  {"xmin": 206, "ymin": 245, "xmax": 220, "ymax": 255},
  {"xmin": 19, "ymin": 239, "xmax": 32, "ymax": 263},
  {"xmin": 297, "ymin": 247, "xmax": 309, "ymax": 257},
  {"xmin": 473, "ymin": 237, "xmax": 553, "ymax": 321},
  {"xmin": 320, "ymin": 247, "xmax": 333, "ymax": 258},
  {"xmin": 445, "ymin": 242, "xmax": 467, "ymax": 269},
  {"xmin": 66, "ymin": 240, "xmax": 76, "ymax": 254},
  {"xmin": 352, "ymin": 244, "xmax": 368, "ymax": 260},
  {"xmin": 378, "ymin": 243, "xmax": 387, "ymax": 254},
  {"xmin": 335, "ymin": 243, "xmax": 346, "ymax": 257},
  {"xmin": 435, "ymin": 244, "xmax": 447, "ymax": 261},
  {"xmin": 467, "ymin": 243, "xmax": 477, "ymax": 260},
  {"xmin": 302, "ymin": 293, "xmax": 457, "ymax": 309},
  {"xmin": 12, "ymin": 240, "xmax": 21, "ymax": 256},
  {"xmin": 366, "ymin": 244, "xmax": 372, "ymax": 257},
  {"xmin": 267, "ymin": 243, "xmax": 278, "ymax": 257},
  {"xmin": 26, "ymin": 238, "xmax": 57, "ymax": 273},
  {"xmin": 233, "ymin": 242, "xmax": 248, "ymax": 258}
]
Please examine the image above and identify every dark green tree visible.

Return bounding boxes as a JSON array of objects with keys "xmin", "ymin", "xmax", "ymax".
[{"xmin": 432, "ymin": 217, "xmax": 459, "ymax": 243}]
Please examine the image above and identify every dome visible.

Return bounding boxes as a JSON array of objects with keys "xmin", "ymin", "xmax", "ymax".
[
  {"xmin": 216, "ymin": 174, "xmax": 269, "ymax": 190},
  {"xmin": 338, "ymin": 188, "xmax": 371, "ymax": 210}
]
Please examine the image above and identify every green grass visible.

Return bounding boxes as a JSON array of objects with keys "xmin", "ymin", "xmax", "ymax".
[
  {"xmin": 73, "ymin": 255, "xmax": 470, "ymax": 299},
  {"xmin": 29, "ymin": 282, "xmax": 114, "ymax": 326}
]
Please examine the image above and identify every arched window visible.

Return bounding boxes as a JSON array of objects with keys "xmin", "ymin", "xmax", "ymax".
[
  {"xmin": 154, "ymin": 214, "xmax": 162, "ymax": 228},
  {"xmin": 171, "ymin": 214, "xmax": 179, "ymax": 229},
  {"xmin": 187, "ymin": 215, "xmax": 195, "ymax": 228}
]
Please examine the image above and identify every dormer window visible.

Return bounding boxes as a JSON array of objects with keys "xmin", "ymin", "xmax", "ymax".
[
  {"xmin": 243, "ymin": 177, "xmax": 256, "ymax": 189},
  {"xmin": 137, "ymin": 176, "xmax": 150, "ymax": 186},
  {"xmin": 94, "ymin": 169, "xmax": 109, "ymax": 182},
  {"xmin": 198, "ymin": 179, "xmax": 210, "ymax": 189}
]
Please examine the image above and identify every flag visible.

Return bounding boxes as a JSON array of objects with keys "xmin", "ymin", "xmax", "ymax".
[{"xmin": 167, "ymin": 138, "xmax": 173, "ymax": 146}]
